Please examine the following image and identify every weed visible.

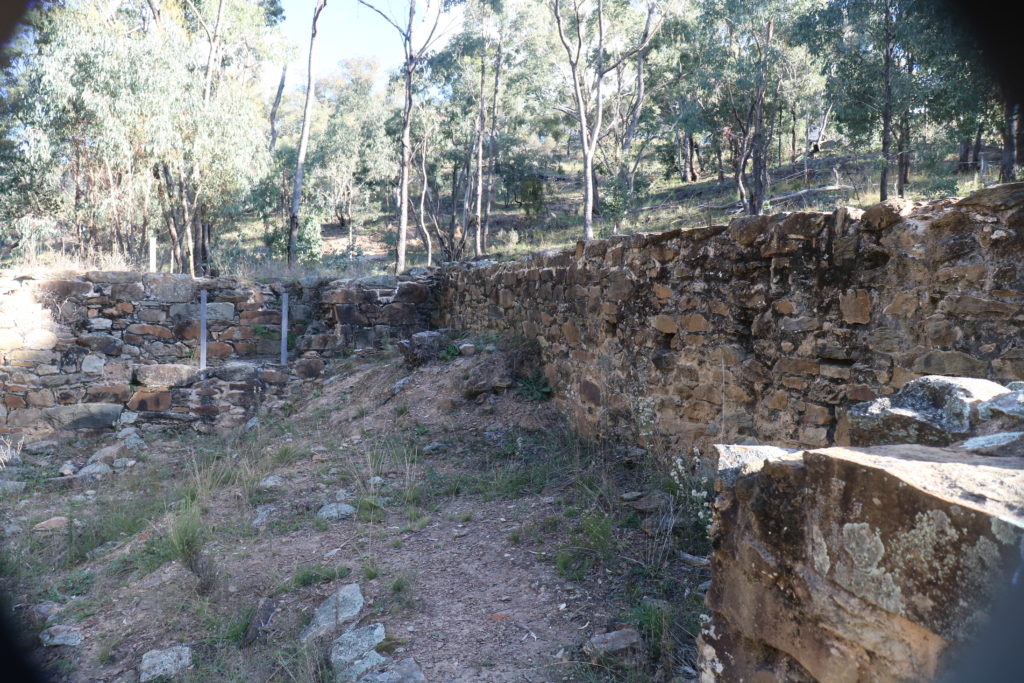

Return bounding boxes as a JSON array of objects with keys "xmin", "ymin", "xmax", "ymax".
[
  {"xmin": 459, "ymin": 512, "xmax": 473, "ymax": 523},
  {"xmin": 274, "ymin": 444, "xmax": 306, "ymax": 466},
  {"xmin": 394, "ymin": 403, "xmax": 409, "ymax": 417},
  {"xmin": 361, "ymin": 560, "xmax": 380, "ymax": 580},
  {"xmin": 293, "ymin": 564, "xmax": 351, "ymax": 587},
  {"xmin": 516, "ymin": 370, "xmax": 553, "ymax": 401},
  {"xmin": 389, "ymin": 537, "xmax": 403, "ymax": 548},
  {"xmin": 169, "ymin": 502, "xmax": 216, "ymax": 594},
  {"xmin": 355, "ymin": 496, "xmax": 386, "ymax": 523},
  {"xmin": 375, "ymin": 637, "xmax": 405, "ymax": 655},
  {"xmin": 58, "ymin": 569, "xmax": 94, "ymax": 596},
  {"xmin": 439, "ymin": 344, "xmax": 460, "ymax": 361},
  {"xmin": 223, "ymin": 605, "xmax": 256, "ymax": 647}
]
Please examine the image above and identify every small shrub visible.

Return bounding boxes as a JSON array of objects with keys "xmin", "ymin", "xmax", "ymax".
[
  {"xmin": 361, "ymin": 559, "xmax": 380, "ymax": 580},
  {"xmin": 516, "ymin": 370, "xmax": 552, "ymax": 401},
  {"xmin": 439, "ymin": 344, "xmax": 460, "ymax": 362},
  {"xmin": 170, "ymin": 503, "xmax": 216, "ymax": 594}
]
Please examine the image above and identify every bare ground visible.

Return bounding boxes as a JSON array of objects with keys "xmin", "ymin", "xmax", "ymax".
[{"xmin": 1, "ymin": 341, "xmax": 708, "ymax": 682}]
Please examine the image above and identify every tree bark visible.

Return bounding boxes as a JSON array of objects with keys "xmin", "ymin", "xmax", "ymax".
[
  {"xmin": 288, "ymin": 0, "xmax": 327, "ymax": 269},
  {"xmin": 972, "ymin": 124, "xmax": 984, "ymax": 172},
  {"xmin": 473, "ymin": 56, "xmax": 486, "ymax": 257},
  {"xmin": 268, "ymin": 65, "xmax": 287, "ymax": 153},
  {"xmin": 879, "ymin": 0, "xmax": 894, "ymax": 201},
  {"xmin": 1001, "ymin": 98, "xmax": 1018, "ymax": 182},
  {"xmin": 482, "ymin": 29, "xmax": 504, "ymax": 252},
  {"xmin": 417, "ymin": 138, "xmax": 433, "ymax": 267}
]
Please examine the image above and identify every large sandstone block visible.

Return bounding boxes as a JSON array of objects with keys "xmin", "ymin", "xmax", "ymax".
[
  {"xmin": 848, "ymin": 375, "xmax": 1010, "ymax": 446},
  {"xmin": 143, "ymin": 274, "xmax": 195, "ymax": 302},
  {"xmin": 44, "ymin": 403, "xmax": 122, "ymax": 430},
  {"xmin": 135, "ymin": 364, "xmax": 201, "ymax": 387},
  {"xmin": 700, "ymin": 444, "xmax": 1024, "ymax": 682}
]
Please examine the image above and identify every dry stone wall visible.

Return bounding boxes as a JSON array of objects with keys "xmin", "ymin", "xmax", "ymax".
[
  {"xmin": 0, "ymin": 272, "xmax": 436, "ymax": 440},
  {"xmin": 438, "ymin": 183, "xmax": 1024, "ymax": 472}
]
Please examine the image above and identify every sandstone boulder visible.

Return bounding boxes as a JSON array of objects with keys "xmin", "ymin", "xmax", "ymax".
[
  {"xmin": 848, "ymin": 375, "xmax": 1009, "ymax": 446},
  {"xmin": 397, "ymin": 330, "xmax": 449, "ymax": 366},
  {"xmin": 700, "ymin": 444, "xmax": 1024, "ymax": 682}
]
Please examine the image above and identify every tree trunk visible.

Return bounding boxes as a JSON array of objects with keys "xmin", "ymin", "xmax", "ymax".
[
  {"xmin": 790, "ymin": 104, "xmax": 797, "ymax": 161},
  {"xmin": 418, "ymin": 139, "xmax": 433, "ymax": 267},
  {"xmin": 972, "ymin": 124, "xmax": 983, "ymax": 172},
  {"xmin": 395, "ymin": 60, "xmax": 413, "ymax": 273},
  {"xmin": 483, "ymin": 29, "xmax": 504, "ymax": 253},
  {"xmin": 674, "ymin": 126, "xmax": 688, "ymax": 185},
  {"xmin": 879, "ymin": 1, "xmax": 894, "ymax": 201},
  {"xmin": 749, "ymin": 88, "xmax": 768, "ymax": 215},
  {"xmin": 1001, "ymin": 98, "xmax": 1018, "ymax": 182},
  {"xmin": 688, "ymin": 133, "xmax": 699, "ymax": 180},
  {"xmin": 897, "ymin": 114, "xmax": 910, "ymax": 196},
  {"xmin": 473, "ymin": 56, "xmax": 486, "ymax": 257},
  {"xmin": 268, "ymin": 65, "xmax": 287, "ymax": 153},
  {"xmin": 958, "ymin": 138, "xmax": 971, "ymax": 174},
  {"xmin": 289, "ymin": 0, "xmax": 327, "ymax": 269}
]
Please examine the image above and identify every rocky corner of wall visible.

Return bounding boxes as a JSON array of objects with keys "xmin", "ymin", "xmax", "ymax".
[
  {"xmin": 0, "ymin": 270, "xmax": 437, "ymax": 442},
  {"xmin": 698, "ymin": 374, "xmax": 1024, "ymax": 681},
  {"xmin": 438, "ymin": 182, "xmax": 1024, "ymax": 475}
]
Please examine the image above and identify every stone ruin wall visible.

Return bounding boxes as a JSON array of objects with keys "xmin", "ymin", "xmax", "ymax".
[
  {"xmin": 437, "ymin": 182, "xmax": 1024, "ymax": 680},
  {"xmin": 438, "ymin": 183, "xmax": 1024, "ymax": 474},
  {"xmin": 0, "ymin": 271, "xmax": 437, "ymax": 441}
]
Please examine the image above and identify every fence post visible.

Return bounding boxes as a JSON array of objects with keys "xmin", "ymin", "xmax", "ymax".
[
  {"xmin": 280, "ymin": 292, "xmax": 289, "ymax": 366},
  {"xmin": 199, "ymin": 289, "xmax": 208, "ymax": 371}
]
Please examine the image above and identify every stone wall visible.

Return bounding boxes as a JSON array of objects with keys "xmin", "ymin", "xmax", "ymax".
[
  {"xmin": 0, "ymin": 271, "xmax": 436, "ymax": 440},
  {"xmin": 438, "ymin": 183, "xmax": 1024, "ymax": 472}
]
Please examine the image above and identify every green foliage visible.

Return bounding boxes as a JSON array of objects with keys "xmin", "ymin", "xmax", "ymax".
[
  {"xmin": 293, "ymin": 564, "xmax": 351, "ymax": 588},
  {"xmin": 439, "ymin": 344, "xmax": 460, "ymax": 362},
  {"xmin": 516, "ymin": 370, "xmax": 552, "ymax": 401}
]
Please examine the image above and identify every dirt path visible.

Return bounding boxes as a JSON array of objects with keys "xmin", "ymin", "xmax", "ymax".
[{"xmin": 2, "ymin": 345, "xmax": 704, "ymax": 682}]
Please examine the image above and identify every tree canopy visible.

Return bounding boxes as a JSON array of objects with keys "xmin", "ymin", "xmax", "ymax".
[{"xmin": 0, "ymin": 0, "xmax": 1016, "ymax": 273}]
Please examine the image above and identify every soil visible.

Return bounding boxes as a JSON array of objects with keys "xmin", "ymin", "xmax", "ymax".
[{"xmin": 1, "ymin": 343, "xmax": 706, "ymax": 682}]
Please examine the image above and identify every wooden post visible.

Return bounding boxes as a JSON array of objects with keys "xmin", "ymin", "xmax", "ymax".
[
  {"xmin": 280, "ymin": 292, "xmax": 289, "ymax": 366},
  {"xmin": 149, "ymin": 235, "xmax": 157, "ymax": 272},
  {"xmin": 199, "ymin": 289, "xmax": 208, "ymax": 371}
]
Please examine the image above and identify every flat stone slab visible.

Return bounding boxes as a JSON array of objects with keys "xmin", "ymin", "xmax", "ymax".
[
  {"xmin": 318, "ymin": 502, "xmax": 356, "ymax": 521},
  {"xmin": 300, "ymin": 583, "xmax": 364, "ymax": 643},
  {"xmin": 39, "ymin": 625, "xmax": 82, "ymax": 647},
  {"xmin": 139, "ymin": 646, "xmax": 192, "ymax": 682},
  {"xmin": 330, "ymin": 623, "xmax": 387, "ymax": 682}
]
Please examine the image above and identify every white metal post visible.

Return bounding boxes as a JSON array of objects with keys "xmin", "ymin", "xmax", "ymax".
[
  {"xmin": 280, "ymin": 292, "xmax": 289, "ymax": 366},
  {"xmin": 199, "ymin": 289, "xmax": 208, "ymax": 371}
]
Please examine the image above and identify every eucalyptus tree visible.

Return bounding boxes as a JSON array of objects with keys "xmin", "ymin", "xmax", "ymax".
[
  {"xmin": 288, "ymin": 0, "xmax": 327, "ymax": 269},
  {"xmin": 0, "ymin": 1, "xmax": 277, "ymax": 270},
  {"xmin": 357, "ymin": 0, "xmax": 452, "ymax": 273},
  {"xmin": 305, "ymin": 60, "xmax": 393, "ymax": 252},
  {"xmin": 549, "ymin": 0, "xmax": 664, "ymax": 240}
]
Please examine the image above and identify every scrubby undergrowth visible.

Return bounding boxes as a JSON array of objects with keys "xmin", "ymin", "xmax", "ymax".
[{"xmin": 1, "ymin": 339, "xmax": 711, "ymax": 682}]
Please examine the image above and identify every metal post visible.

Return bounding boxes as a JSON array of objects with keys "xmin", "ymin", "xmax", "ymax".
[
  {"xmin": 149, "ymin": 235, "xmax": 157, "ymax": 272},
  {"xmin": 199, "ymin": 289, "xmax": 208, "ymax": 371},
  {"xmin": 280, "ymin": 292, "xmax": 289, "ymax": 366}
]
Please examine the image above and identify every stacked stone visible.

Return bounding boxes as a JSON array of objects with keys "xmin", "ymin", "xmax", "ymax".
[
  {"xmin": 438, "ymin": 183, "xmax": 1024, "ymax": 472},
  {"xmin": 0, "ymin": 272, "xmax": 322, "ymax": 439},
  {"xmin": 315, "ymin": 273, "xmax": 438, "ymax": 351}
]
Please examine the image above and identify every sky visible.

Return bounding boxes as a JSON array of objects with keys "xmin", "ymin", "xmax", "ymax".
[{"xmin": 271, "ymin": 0, "xmax": 461, "ymax": 93}]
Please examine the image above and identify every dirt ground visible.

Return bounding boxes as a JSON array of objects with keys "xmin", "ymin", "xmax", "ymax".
[{"xmin": 1, "ymin": 342, "xmax": 707, "ymax": 682}]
